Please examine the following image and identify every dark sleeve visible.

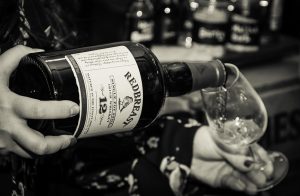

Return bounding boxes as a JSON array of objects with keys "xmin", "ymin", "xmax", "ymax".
[
  {"xmin": 74, "ymin": 113, "xmax": 203, "ymax": 196},
  {"xmin": 130, "ymin": 113, "xmax": 202, "ymax": 196}
]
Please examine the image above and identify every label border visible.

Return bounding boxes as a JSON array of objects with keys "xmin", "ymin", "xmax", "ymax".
[{"xmin": 66, "ymin": 55, "xmax": 87, "ymax": 137}]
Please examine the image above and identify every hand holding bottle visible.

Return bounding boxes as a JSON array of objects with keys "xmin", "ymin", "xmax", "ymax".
[{"xmin": 0, "ymin": 45, "xmax": 79, "ymax": 158}]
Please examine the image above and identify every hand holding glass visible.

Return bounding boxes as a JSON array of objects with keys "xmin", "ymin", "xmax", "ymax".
[{"xmin": 200, "ymin": 64, "xmax": 289, "ymax": 191}]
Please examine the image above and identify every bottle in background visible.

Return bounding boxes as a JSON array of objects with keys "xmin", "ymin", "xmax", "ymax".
[
  {"xmin": 154, "ymin": 0, "xmax": 180, "ymax": 45},
  {"xmin": 125, "ymin": 0, "xmax": 155, "ymax": 47},
  {"xmin": 177, "ymin": 0, "xmax": 198, "ymax": 48},
  {"xmin": 192, "ymin": 0, "xmax": 230, "ymax": 58},
  {"xmin": 268, "ymin": 0, "xmax": 282, "ymax": 40},
  {"xmin": 226, "ymin": 0, "xmax": 262, "ymax": 52},
  {"xmin": 10, "ymin": 41, "xmax": 227, "ymax": 138},
  {"xmin": 260, "ymin": 0, "xmax": 283, "ymax": 44}
]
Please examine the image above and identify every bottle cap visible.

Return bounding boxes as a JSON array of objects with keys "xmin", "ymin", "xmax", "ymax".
[{"xmin": 187, "ymin": 59, "xmax": 226, "ymax": 91}]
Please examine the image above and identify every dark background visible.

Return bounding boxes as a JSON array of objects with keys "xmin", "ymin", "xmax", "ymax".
[
  {"xmin": 78, "ymin": 0, "xmax": 300, "ymax": 45},
  {"xmin": 0, "ymin": 0, "xmax": 300, "ymax": 196}
]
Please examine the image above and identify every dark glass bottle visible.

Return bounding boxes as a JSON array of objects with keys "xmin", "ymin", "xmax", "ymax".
[
  {"xmin": 226, "ymin": 0, "xmax": 262, "ymax": 52},
  {"xmin": 177, "ymin": 0, "xmax": 196, "ymax": 48},
  {"xmin": 125, "ymin": 0, "xmax": 155, "ymax": 47},
  {"xmin": 10, "ymin": 41, "xmax": 226, "ymax": 138},
  {"xmin": 154, "ymin": 0, "xmax": 180, "ymax": 45},
  {"xmin": 192, "ymin": 0, "xmax": 230, "ymax": 58},
  {"xmin": 260, "ymin": 0, "xmax": 283, "ymax": 44}
]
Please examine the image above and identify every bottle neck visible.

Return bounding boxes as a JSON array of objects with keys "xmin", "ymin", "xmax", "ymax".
[
  {"xmin": 163, "ymin": 60, "xmax": 226, "ymax": 96},
  {"xmin": 162, "ymin": 62, "xmax": 193, "ymax": 96}
]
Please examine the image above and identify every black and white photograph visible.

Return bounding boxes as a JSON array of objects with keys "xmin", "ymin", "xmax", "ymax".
[{"xmin": 0, "ymin": 0, "xmax": 299, "ymax": 196}]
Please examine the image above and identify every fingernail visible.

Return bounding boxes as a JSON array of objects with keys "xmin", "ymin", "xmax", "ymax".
[
  {"xmin": 244, "ymin": 160, "xmax": 254, "ymax": 168},
  {"xmin": 70, "ymin": 105, "xmax": 80, "ymax": 116},
  {"xmin": 70, "ymin": 137, "xmax": 77, "ymax": 146}
]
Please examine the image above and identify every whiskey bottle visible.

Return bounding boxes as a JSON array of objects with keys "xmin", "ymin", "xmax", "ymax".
[{"xmin": 10, "ymin": 41, "xmax": 226, "ymax": 138}]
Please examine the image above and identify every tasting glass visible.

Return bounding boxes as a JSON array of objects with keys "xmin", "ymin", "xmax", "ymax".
[{"xmin": 200, "ymin": 63, "xmax": 289, "ymax": 191}]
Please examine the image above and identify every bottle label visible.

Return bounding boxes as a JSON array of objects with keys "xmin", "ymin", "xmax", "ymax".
[
  {"xmin": 65, "ymin": 46, "xmax": 143, "ymax": 138},
  {"xmin": 193, "ymin": 20, "xmax": 228, "ymax": 45},
  {"xmin": 192, "ymin": 7, "xmax": 229, "ymax": 45},
  {"xmin": 228, "ymin": 14, "xmax": 260, "ymax": 46}
]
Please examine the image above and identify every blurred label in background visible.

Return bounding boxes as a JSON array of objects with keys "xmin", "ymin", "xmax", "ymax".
[
  {"xmin": 241, "ymin": 57, "xmax": 300, "ymax": 195},
  {"xmin": 260, "ymin": 85, "xmax": 300, "ymax": 157},
  {"xmin": 192, "ymin": 0, "xmax": 230, "ymax": 58},
  {"xmin": 226, "ymin": 0, "xmax": 261, "ymax": 52},
  {"xmin": 259, "ymin": 81, "xmax": 300, "ymax": 196}
]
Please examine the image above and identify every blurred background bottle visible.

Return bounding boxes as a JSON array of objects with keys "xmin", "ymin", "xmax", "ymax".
[
  {"xmin": 154, "ymin": 0, "xmax": 180, "ymax": 45},
  {"xmin": 125, "ymin": 0, "xmax": 155, "ymax": 47},
  {"xmin": 226, "ymin": 0, "xmax": 262, "ymax": 52},
  {"xmin": 177, "ymin": 0, "xmax": 199, "ymax": 48},
  {"xmin": 192, "ymin": 0, "xmax": 230, "ymax": 58},
  {"xmin": 268, "ymin": 0, "xmax": 282, "ymax": 40},
  {"xmin": 260, "ymin": 0, "xmax": 283, "ymax": 45}
]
